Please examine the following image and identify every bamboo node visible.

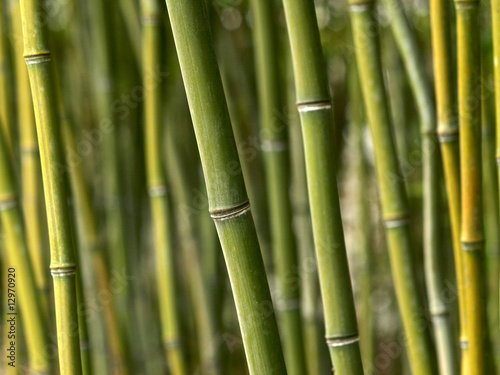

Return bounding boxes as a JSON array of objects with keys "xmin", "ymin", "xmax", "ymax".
[
  {"xmin": 437, "ymin": 130, "xmax": 459, "ymax": 143},
  {"xmin": 24, "ymin": 52, "xmax": 51, "ymax": 65},
  {"xmin": 461, "ymin": 240, "xmax": 483, "ymax": 251},
  {"xmin": 460, "ymin": 340, "xmax": 469, "ymax": 349},
  {"xmin": 326, "ymin": 333, "xmax": 360, "ymax": 347},
  {"xmin": 496, "ymin": 156, "xmax": 500, "ymax": 166},
  {"xmin": 210, "ymin": 201, "xmax": 251, "ymax": 221},
  {"xmin": 297, "ymin": 99, "xmax": 331, "ymax": 113},
  {"xmin": 348, "ymin": 3, "xmax": 372, "ymax": 12},
  {"xmin": 50, "ymin": 265, "xmax": 77, "ymax": 277},
  {"xmin": 0, "ymin": 196, "xmax": 17, "ymax": 211},
  {"xmin": 148, "ymin": 185, "xmax": 167, "ymax": 197},
  {"xmin": 20, "ymin": 146, "xmax": 39, "ymax": 154},
  {"xmin": 164, "ymin": 339, "xmax": 182, "ymax": 349},
  {"xmin": 261, "ymin": 139, "xmax": 287, "ymax": 152},
  {"xmin": 275, "ymin": 298, "xmax": 300, "ymax": 311},
  {"xmin": 142, "ymin": 16, "xmax": 161, "ymax": 25},
  {"xmin": 383, "ymin": 214, "xmax": 410, "ymax": 229}
]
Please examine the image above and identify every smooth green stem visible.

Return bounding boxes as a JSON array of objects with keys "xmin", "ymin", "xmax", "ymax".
[
  {"xmin": 456, "ymin": 1, "xmax": 489, "ymax": 373},
  {"xmin": 164, "ymin": 0, "xmax": 287, "ymax": 373},
  {"xmin": 19, "ymin": 0, "xmax": 83, "ymax": 372},
  {"xmin": 281, "ymin": 0, "xmax": 364, "ymax": 373},
  {"xmin": 349, "ymin": 1, "xmax": 438, "ymax": 374}
]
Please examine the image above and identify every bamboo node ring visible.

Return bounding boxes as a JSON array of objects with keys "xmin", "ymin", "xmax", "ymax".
[
  {"xmin": 437, "ymin": 132, "xmax": 459, "ymax": 143},
  {"xmin": 297, "ymin": 99, "xmax": 331, "ymax": 113},
  {"xmin": 50, "ymin": 266, "xmax": 77, "ymax": 277},
  {"xmin": 383, "ymin": 214, "xmax": 410, "ymax": 229},
  {"xmin": 460, "ymin": 340, "xmax": 469, "ymax": 349},
  {"xmin": 164, "ymin": 339, "xmax": 182, "ymax": 349},
  {"xmin": 326, "ymin": 333, "xmax": 360, "ymax": 347},
  {"xmin": 496, "ymin": 156, "xmax": 500, "ymax": 166},
  {"xmin": 149, "ymin": 185, "xmax": 167, "ymax": 197},
  {"xmin": 0, "ymin": 196, "xmax": 17, "ymax": 211},
  {"xmin": 25, "ymin": 52, "xmax": 51, "ymax": 65},
  {"xmin": 261, "ymin": 140, "xmax": 288, "ymax": 152},
  {"xmin": 275, "ymin": 298, "xmax": 300, "ymax": 311},
  {"xmin": 20, "ymin": 146, "xmax": 39, "ymax": 154},
  {"xmin": 461, "ymin": 240, "xmax": 483, "ymax": 251},
  {"xmin": 210, "ymin": 201, "xmax": 251, "ymax": 221}
]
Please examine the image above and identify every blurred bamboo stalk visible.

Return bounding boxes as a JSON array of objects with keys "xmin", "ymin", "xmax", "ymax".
[
  {"xmin": 382, "ymin": 0, "xmax": 457, "ymax": 372},
  {"xmin": 141, "ymin": 1, "xmax": 188, "ymax": 374},
  {"xmin": 249, "ymin": 0, "xmax": 306, "ymax": 374},
  {"xmin": 11, "ymin": 0, "xmax": 49, "ymax": 317},
  {"xmin": 430, "ymin": 0, "xmax": 469, "ymax": 371},
  {"xmin": 349, "ymin": 0, "xmax": 438, "ymax": 373},
  {"xmin": 0, "ymin": 0, "xmax": 13, "ymax": 157},
  {"xmin": 281, "ymin": 0, "xmax": 364, "ymax": 373},
  {"xmin": 19, "ymin": 0, "xmax": 84, "ymax": 372},
  {"xmin": 456, "ymin": 0, "xmax": 489, "ymax": 372},
  {"xmin": 164, "ymin": 0, "xmax": 287, "ymax": 373},
  {"xmin": 0, "ymin": 123, "xmax": 50, "ymax": 373}
]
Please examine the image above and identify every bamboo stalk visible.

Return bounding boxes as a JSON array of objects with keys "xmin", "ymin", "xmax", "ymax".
[
  {"xmin": 430, "ymin": 0, "xmax": 469, "ymax": 370},
  {"xmin": 348, "ymin": 0, "xmax": 438, "ymax": 373},
  {"xmin": 18, "ymin": 0, "xmax": 82, "ymax": 372},
  {"xmin": 164, "ymin": 0, "xmax": 287, "ymax": 373},
  {"xmin": 0, "ymin": 124, "xmax": 51, "ymax": 373},
  {"xmin": 281, "ymin": 0, "xmax": 364, "ymax": 373},
  {"xmin": 0, "ymin": 0, "xmax": 13, "ymax": 157},
  {"xmin": 141, "ymin": 1, "xmax": 188, "ymax": 374},
  {"xmin": 10, "ymin": 0, "xmax": 49, "ymax": 317},
  {"xmin": 249, "ymin": 0, "xmax": 306, "ymax": 373},
  {"xmin": 456, "ymin": 0, "xmax": 489, "ymax": 372},
  {"xmin": 382, "ymin": 0, "xmax": 457, "ymax": 372}
]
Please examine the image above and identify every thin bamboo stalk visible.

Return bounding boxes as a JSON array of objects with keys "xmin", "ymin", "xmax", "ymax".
[
  {"xmin": 18, "ymin": 0, "xmax": 82, "ymax": 372},
  {"xmin": 281, "ymin": 0, "xmax": 364, "ymax": 373},
  {"xmin": 456, "ymin": 0, "xmax": 488, "ymax": 372},
  {"xmin": 382, "ymin": 0, "xmax": 457, "ymax": 372},
  {"xmin": 430, "ymin": 0, "xmax": 469, "ymax": 370},
  {"xmin": 0, "ymin": 0, "xmax": 13, "ymax": 157},
  {"xmin": 141, "ymin": 1, "xmax": 187, "ymax": 374},
  {"xmin": 349, "ymin": 63, "xmax": 376, "ymax": 368},
  {"xmin": 10, "ymin": 0, "xmax": 49, "ymax": 316},
  {"xmin": 348, "ymin": 0, "xmax": 438, "ymax": 373},
  {"xmin": 249, "ymin": 0, "xmax": 306, "ymax": 373},
  {"xmin": 0, "ymin": 123, "xmax": 50, "ymax": 373},
  {"xmin": 164, "ymin": 0, "xmax": 287, "ymax": 373}
]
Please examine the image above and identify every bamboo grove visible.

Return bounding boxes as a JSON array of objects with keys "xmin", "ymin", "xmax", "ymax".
[{"xmin": 0, "ymin": 0, "xmax": 499, "ymax": 373}]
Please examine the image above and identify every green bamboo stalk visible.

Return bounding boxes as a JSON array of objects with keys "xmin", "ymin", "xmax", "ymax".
[
  {"xmin": 18, "ymin": 0, "xmax": 82, "ymax": 372},
  {"xmin": 281, "ymin": 0, "xmax": 364, "ymax": 373},
  {"xmin": 249, "ymin": 0, "xmax": 306, "ymax": 373},
  {"xmin": 141, "ymin": 1, "xmax": 187, "ymax": 374},
  {"xmin": 164, "ymin": 0, "xmax": 287, "ymax": 373},
  {"xmin": 348, "ymin": 63, "xmax": 376, "ymax": 368},
  {"xmin": 10, "ymin": 0, "xmax": 49, "ymax": 317},
  {"xmin": 349, "ymin": 0, "xmax": 438, "ymax": 373},
  {"xmin": 0, "ymin": 0, "xmax": 13, "ymax": 157},
  {"xmin": 0, "ymin": 123, "xmax": 50, "ymax": 373},
  {"xmin": 118, "ymin": 0, "xmax": 141, "ymax": 65},
  {"xmin": 430, "ymin": 0, "xmax": 469, "ymax": 370},
  {"xmin": 382, "ymin": 0, "xmax": 457, "ymax": 372},
  {"xmin": 287, "ymin": 61, "xmax": 324, "ymax": 375},
  {"xmin": 456, "ymin": 0, "xmax": 488, "ymax": 372}
]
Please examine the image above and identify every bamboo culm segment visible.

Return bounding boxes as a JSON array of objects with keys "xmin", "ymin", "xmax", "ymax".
[
  {"xmin": 0, "ymin": 124, "xmax": 50, "ymax": 373},
  {"xmin": 349, "ymin": 2, "xmax": 438, "ymax": 374},
  {"xmin": 142, "ymin": 1, "xmax": 187, "ymax": 374},
  {"xmin": 456, "ymin": 1, "xmax": 489, "ymax": 374},
  {"xmin": 381, "ymin": 0, "xmax": 456, "ymax": 372},
  {"xmin": 164, "ymin": 0, "xmax": 287, "ymax": 374},
  {"xmin": 430, "ymin": 0, "xmax": 469, "ymax": 370},
  {"xmin": 249, "ymin": 0, "xmax": 306, "ymax": 373},
  {"xmin": 281, "ymin": 0, "xmax": 364, "ymax": 373},
  {"xmin": 18, "ymin": 0, "xmax": 83, "ymax": 373}
]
